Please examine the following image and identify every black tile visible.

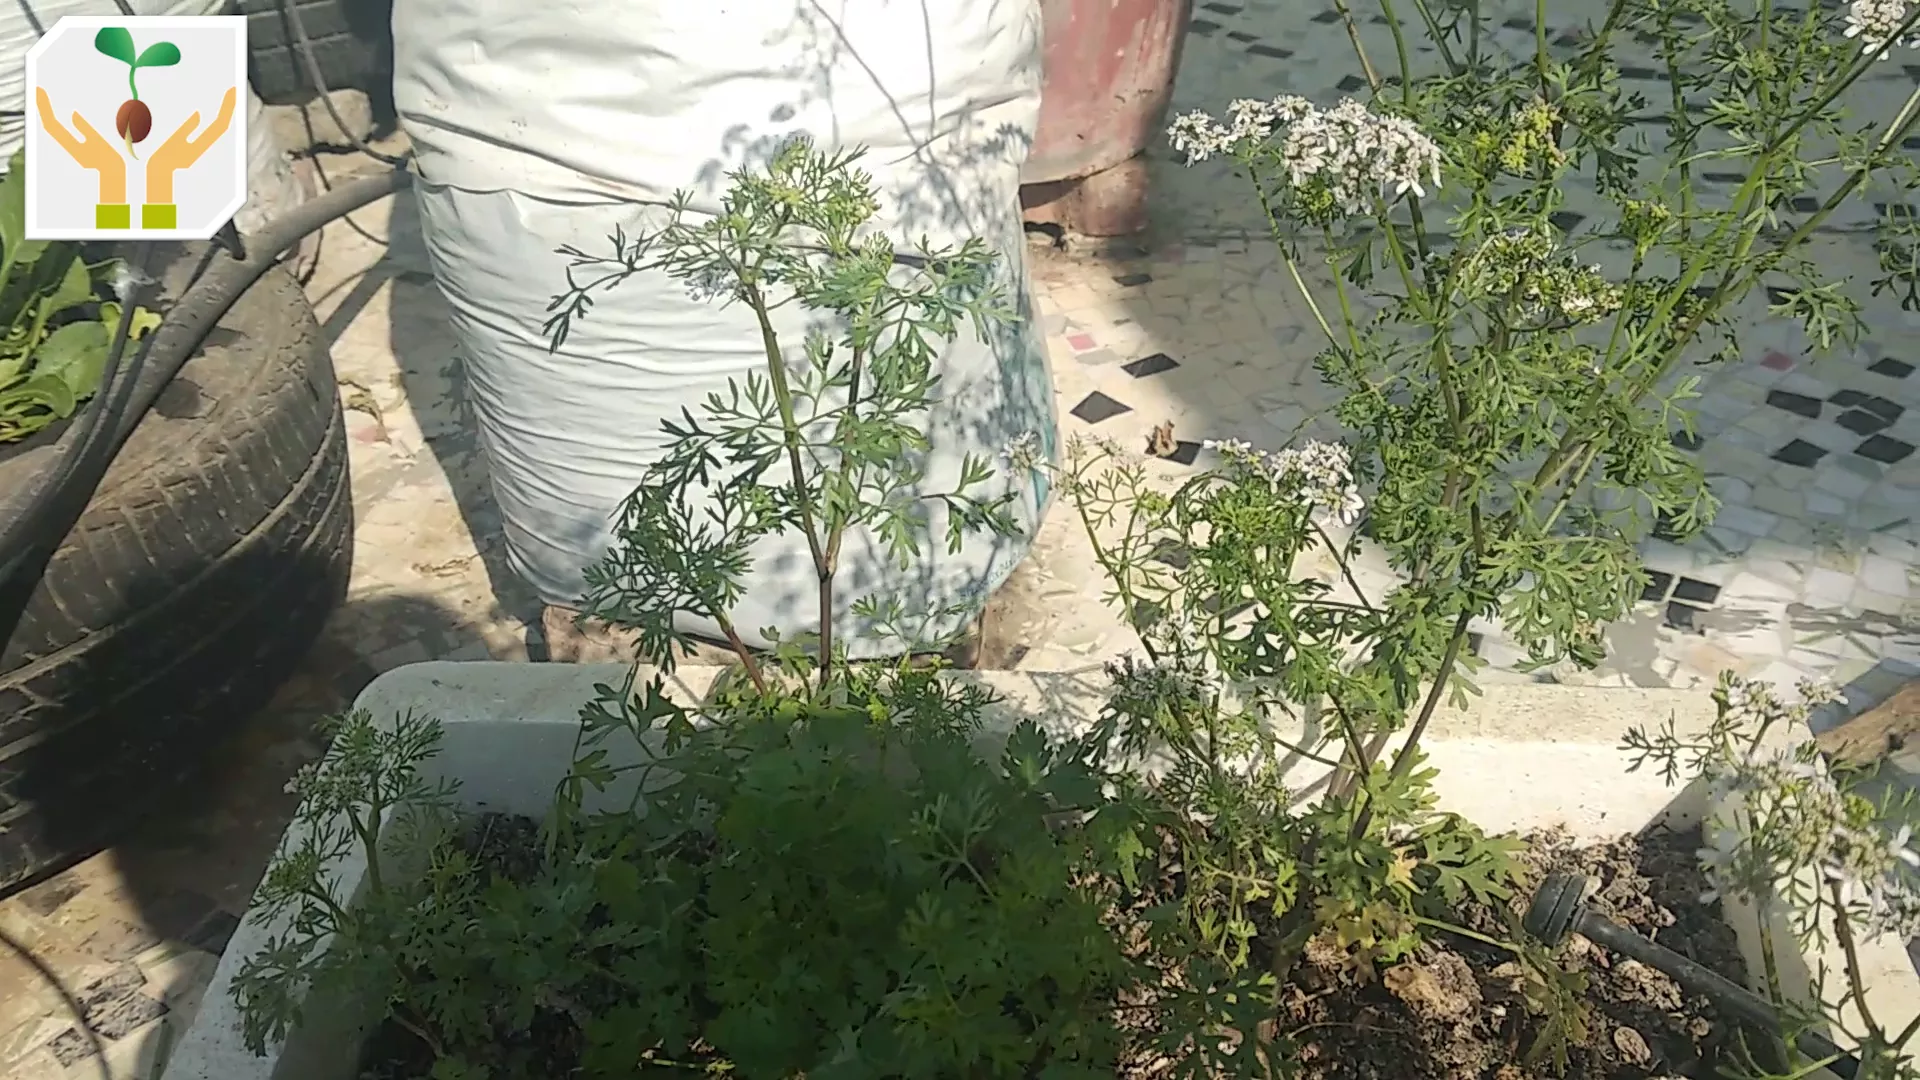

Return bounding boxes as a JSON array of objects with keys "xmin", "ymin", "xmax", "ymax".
[
  {"xmin": 18, "ymin": 876, "xmax": 86, "ymax": 917},
  {"xmin": 1672, "ymin": 577, "xmax": 1721, "ymax": 605},
  {"xmin": 1665, "ymin": 602, "xmax": 1701, "ymax": 631},
  {"xmin": 1149, "ymin": 542, "xmax": 1192, "ymax": 569},
  {"xmin": 1311, "ymin": 8, "xmax": 1344, "ymax": 21},
  {"xmin": 1122, "ymin": 352, "xmax": 1180, "ymax": 378},
  {"xmin": 45, "ymin": 1029, "xmax": 98, "ymax": 1068},
  {"xmin": 1165, "ymin": 440, "xmax": 1203, "ymax": 466},
  {"xmin": 1069, "ymin": 391, "xmax": 1132, "ymax": 424},
  {"xmin": 1701, "ymin": 170, "xmax": 1748, "ymax": 184},
  {"xmin": 1652, "ymin": 511, "xmax": 1688, "ymax": 542},
  {"xmin": 85, "ymin": 985, "xmax": 166, "ymax": 1039},
  {"xmin": 1549, "ymin": 210, "xmax": 1586, "ymax": 232},
  {"xmin": 1670, "ymin": 428, "xmax": 1704, "ymax": 450},
  {"xmin": 1877, "ymin": 203, "xmax": 1916, "ymax": 220},
  {"xmin": 1904, "ymin": 134, "xmax": 1920, "ymax": 151},
  {"xmin": 142, "ymin": 887, "xmax": 219, "ymax": 941},
  {"xmin": 1337, "ymin": 74, "xmax": 1369, "ymax": 92},
  {"xmin": 1641, "ymin": 569, "xmax": 1674, "ymax": 602},
  {"xmin": 1839, "ymin": 409, "xmax": 1893, "ymax": 435},
  {"xmin": 1831, "ymin": 389, "xmax": 1870, "ymax": 408},
  {"xmin": 1247, "ymin": 43, "xmax": 1293, "ymax": 58},
  {"xmin": 1189, "ymin": 18, "xmax": 1222, "ymax": 33},
  {"xmin": 1201, "ymin": 0, "xmax": 1243, "ymax": 11},
  {"xmin": 1862, "ymin": 396, "xmax": 1905, "ymax": 422},
  {"xmin": 1772, "ymin": 438, "xmax": 1828, "ymax": 466},
  {"xmin": 1227, "ymin": 29, "xmax": 1258, "ymax": 41},
  {"xmin": 1871, "ymin": 357, "xmax": 1916, "ymax": 378},
  {"xmin": 1857, "ymin": 434, "xmax": 1916, "ymax": 463},
  {"xmin": 1765, "ymin": 389, "xmax": 1823, "ymax": 418},
  {"xmin": 1111, "ymin": 272, "xmax": 1152, "ymax": 287},
  {"xmin": 71, "ymin": 965, "xmax": 166, "ymax": 1039},
  {"xmin": 1552, "ymin": 31, "xmax": 1583, "ymax": 47},
  {"xmin": 1619, "ymin": 65, "xmax": 1662, "ymax": 80},
  {"xmin": 1789, "ymin": 196, "xmax": 1820, "ymax": 213},
  {"xmin": 186, "ymin": 910, "xmax": 242, "ymax": 955}
]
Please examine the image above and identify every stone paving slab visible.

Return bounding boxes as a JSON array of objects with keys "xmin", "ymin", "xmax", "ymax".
[{"xmin": 8, "ymin": 3, "xmax": 1920, "ymax": 1073}]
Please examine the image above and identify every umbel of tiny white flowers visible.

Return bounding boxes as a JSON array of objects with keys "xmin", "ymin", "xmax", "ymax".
[
  {"xmin": 1204, "ymin": 437, "xmax": 1366, "ymax": 526},
  {"xmin": 1167, "ymin": 95, "xmax": 1443, "ymax": 216},
  {"xmin": 1697, "ymin": 675, "xmax": 1920, "ymax": 941},
  {"xmin": 1001, "ymin": 430, "xmax": 1045, "ymax": 474},
  {"xmin": 1847, "ymin": 0, "xmax": 1920, "ymax": 56}
]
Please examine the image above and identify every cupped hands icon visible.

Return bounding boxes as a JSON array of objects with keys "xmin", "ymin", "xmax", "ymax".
[{"xmin": 34, "ymin": 83, "xmax": 236, "ymax": 230}]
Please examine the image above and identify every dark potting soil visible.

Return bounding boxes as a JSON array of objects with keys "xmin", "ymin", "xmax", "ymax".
[
  {"xmin": 358, "ymin": 817, "xmax": 1745, "ymax": 1080},
  {"xmin": 1270, "ymin": 826, "xmax": 1749, "ymax": 1080}
]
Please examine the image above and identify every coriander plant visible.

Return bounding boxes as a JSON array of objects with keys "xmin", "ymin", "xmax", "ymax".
[
  {"xmin": 546, "ymin": 137, "xmax": 1022, "ymax": 684},
  {"xmin": 230, "ymin": 141, "xmax": 1152, "ymax": 1080},
  {"xmin": 1059, "ymin": 0, "xmax": 1920, "ymax": 1063},
  {"xmin": 1627, "ymin": 673, "xmax": 1920, "ymax": 1079}
]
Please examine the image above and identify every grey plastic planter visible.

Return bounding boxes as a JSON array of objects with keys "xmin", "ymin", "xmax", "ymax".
[{"xmin": 162, "ymin": 661, "xmax": 1920, "ymax": 1080}]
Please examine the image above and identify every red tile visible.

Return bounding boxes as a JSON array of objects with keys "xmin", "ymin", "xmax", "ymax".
[
  {"xmin": 1067, "ymin": 333, "xmax": 1097, "ymax": 351},
  {"xmin": 1760, "ymin": 350, "xmax": 1795, "ymax": 371}
]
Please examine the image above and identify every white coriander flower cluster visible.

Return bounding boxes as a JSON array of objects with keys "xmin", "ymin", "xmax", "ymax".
[
  {"xmin": 1279, "ymin": 99, "xmax": 1443, "ymax": 211},
  {"xmin": 1105, "ymin": 652, "xmax": 1222, "ymax": 709},
  {"xmin": 1001, "ymin": 430, "xmax": 1045, "ymax": 473},
  {"xmin": 1846, "ymin": 0, "xmax": 1920, "ymax": 56},
  {"xmin": 1697, "ymin": 675, "xmax": 1920, "ymax": 939},
  {"xmin": 1204, "ymin": 437, "xmax": 1366, "ymax": 526},
  {"xmin": 1167, "ymin": 95, "xmax": 1442, "ymax": 217}
]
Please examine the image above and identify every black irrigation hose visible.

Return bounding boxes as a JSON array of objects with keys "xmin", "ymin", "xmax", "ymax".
[
  {"xmin": 0, "ymin": 167, "xmax": 414, "ymax": 649},
  {"xmin": 1527, "ymin": 871, "xmax": 1865, "ymax": 1079},
  {"xmin": 274, "ymin": 0, "xmax": 411, "ymax": 167}
]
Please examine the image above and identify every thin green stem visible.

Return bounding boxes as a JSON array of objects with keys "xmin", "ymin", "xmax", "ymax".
[
  {"xmin": 1829, "ymin": 879, "xmax": 1883, "ymax": 1036},
  {"xmin": 1532, "ymin": 0, "xmax": 1549, "ymax": 88},
  {"xmin": 1377, "ymin": 0, "xmax": 1416, "ymax": 103}
]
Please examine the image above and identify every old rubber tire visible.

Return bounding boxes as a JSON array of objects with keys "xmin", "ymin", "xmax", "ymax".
[{"xmin": 0, "ymin": 254, "xmax": 351, "ymax": 892}]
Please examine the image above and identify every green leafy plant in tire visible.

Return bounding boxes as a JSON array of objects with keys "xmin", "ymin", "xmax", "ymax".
[{"xmin": 0, "ymin": 150, "xmax": 161, "ymax": 445}]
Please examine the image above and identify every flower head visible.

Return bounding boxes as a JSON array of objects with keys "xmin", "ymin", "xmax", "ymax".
[
  {"xmin": 1001, "ymin": 430, "xmax": 1045, "ymax": 473},
  {"xmin": 1168, "ymin": 95, "xmax": 1443, "ymax": 219},
  {"xmin": 1205, "ymin": 437, "xmax": 1366, "ymax": 525},
  {"xmin": 1845, "ymin": 0, "xmax": 1919, "ymax": 56}
]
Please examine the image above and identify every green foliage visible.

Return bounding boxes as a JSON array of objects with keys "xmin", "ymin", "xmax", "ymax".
[
  {"xmin": 0, "ymin": 150, "xmax": 160, "ymax": 444},
  {"xmin": 547, "ymin": 138, "xmax": 1021, "ymax": 677},
  {"xmin": 236, "ymin": 677, "xmax": 1136, "ymax": 1079},
  {"xmin": 1071, "ymin": 0, "xmax": 1920, "ymax": 1067},
  {"xmin": 93, "ymin": 28, "xmax": 180, "ymax": 99},
  {"xmin": 237, "ymin": 139, "xmax": 1140, "ymax": 1080},
  {"xmin": 1626, "ymin": 673, "xmax": 1920, "ymax": 1079},
  {"xmin": 231, "ymin": 4, "xmax": 1920, "ymax": 1074}
]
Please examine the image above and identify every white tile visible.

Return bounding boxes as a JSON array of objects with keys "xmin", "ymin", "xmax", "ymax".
[
  {"xmin": 1711, "ymin": 503, "xmax": 1779, "ymax": 536},
  {"xmin": 1815, "ymin": 467, "xmax": 1874, "ymax": 500},
  {"xmin": 1861, "ymin": 553, "xmax": 1911, "ymax": 597},
  {"xmin": 1807, "ymin": 491, "xmax": 1850, "ymax": 519},
  {"xmin": 1720, "ymin": 572, "xmax": 1797, "ymax": 604},
  {"xmin": 1805, "ymin": 567, "xmax": 1858, "ymax": 606}
]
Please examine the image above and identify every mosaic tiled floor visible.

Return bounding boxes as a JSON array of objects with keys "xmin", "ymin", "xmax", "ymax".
[{"xmin": 8, "ymin": 3, "xmax": 1920, "ymax": 1075}]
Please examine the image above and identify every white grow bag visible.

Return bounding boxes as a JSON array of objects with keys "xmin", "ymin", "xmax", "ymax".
[
  {"xmin": 391, "ymin": 0, "xmax": 1061, "ymax": 656},
  {"xmin": 0, "ymin": 0, "xmax": 309, "ymax": 239}
]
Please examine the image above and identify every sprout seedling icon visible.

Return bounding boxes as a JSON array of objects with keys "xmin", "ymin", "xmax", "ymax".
[{"xmin": 93, "ymin": 26, "xmax": 180, "ymax": 160}]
